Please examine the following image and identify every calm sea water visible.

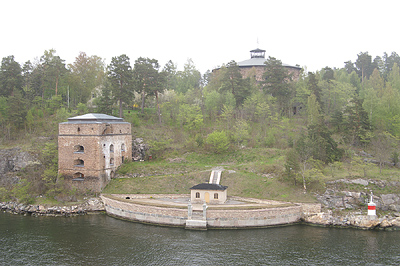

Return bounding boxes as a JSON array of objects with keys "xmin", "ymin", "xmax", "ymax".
[{"xmin": 1, "ymin": 212, "xmax": 400, "ymax": 265}]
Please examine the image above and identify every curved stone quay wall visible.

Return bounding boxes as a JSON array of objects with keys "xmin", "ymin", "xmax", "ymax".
[
  {"xmin": 101, "ymin": 194, "xmax": 304, "ymax": 229},
  {"xmin": 101, "ymin": 195, "xmax": 188, "ymax": 227}
]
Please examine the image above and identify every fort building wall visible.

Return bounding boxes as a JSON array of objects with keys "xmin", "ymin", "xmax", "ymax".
[{"xmin": 58, "ymin": 114, "xmax": 132, "ymax": 193}]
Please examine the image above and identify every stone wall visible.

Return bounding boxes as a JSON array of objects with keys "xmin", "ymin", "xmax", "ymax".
[
  {"xmin": 101, "ymin": 194, "xmax": 303, "ymax": 229},
  {"xmin": 58, "ymin": 121, "xmax": 132, "ymax": 192},
  {"xmin": 101, "ymin": 195, "xmax": 188, "ymax": 226}
]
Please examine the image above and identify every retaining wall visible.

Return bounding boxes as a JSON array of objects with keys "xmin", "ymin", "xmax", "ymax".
[{"xmin": 101, "ymin": 194, "xmax": 303, "ymax": 229}]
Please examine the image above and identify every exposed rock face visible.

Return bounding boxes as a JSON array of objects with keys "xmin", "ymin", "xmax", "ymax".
[
  {"xmin": 132, "ymin": 138, "xmax": 149, "ymax": 161},
  {"xmin": 0, "ymin": 148, "xmax": 40, "ymax": 174},
  {"xmin": 0, "ymin": 148, "xmax": 41, "ymax": 186},
  {"xmin": 319, "ymin": 178, "xmax": 400, "ymax": 211}
]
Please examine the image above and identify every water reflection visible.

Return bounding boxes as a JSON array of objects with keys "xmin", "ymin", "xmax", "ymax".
[{"xmin": 1, "ymin": 212, "xmax": 400, "ymax": 265}]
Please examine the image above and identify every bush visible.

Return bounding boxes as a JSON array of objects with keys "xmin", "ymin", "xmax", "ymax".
[{"xmin": 205, "ymin": 130, "xmax": 230, "ymax": 154}]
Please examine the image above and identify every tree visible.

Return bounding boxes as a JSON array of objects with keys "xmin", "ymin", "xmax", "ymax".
[
  {"xmin": 175, "ymin": 59, "xmax": 201, "ymax": 94},
  {"xmin": 295, "ymin": 133, "xmax": 313, "ymax": 192},
  {"xmin": 96, "ymin": 80, "xmax": 114, "ymax": 115},
  {"xmin": 383, "ymin": 52, "xmax": 400, "ymax": 79},
  {"xmin": 370, "ymin": 132, "xmax": 393, "ymax": 174},
  {"xmin": 307, "ymin": 123, "xmax": 343, "ymax": 164},
  {"xmin": 263, "ymin": 57, "xmax": 293, "ymax": 115},
  {"xmin": 133, "ymin": 57, "xmax": 164, "ymax": 123},
  {"xmin": 40, "ymin": 49, "xmax": 67, "ymax": 97},
  {"xmin": 219, "ymin": 61, "xmax": 252, "ymax": 107},
  {"xmin": 7, "ymin": 90, "xmax": 27, "ymax": 131},
  {"xmin": 0, "ymin": 55, "xmax": 22, "ymax": 97},
  {"xmin": 307, "ymin": 93, "xmax": 321, "ymax": 125},
  {"xmin": 285, "ymin": 148, "xmax": 300, "ymax": 186},
  {"xmin": 69, "ymin": 52, "xmax": 105, "ymax": 105},
  {"xmin": 107, "ymin": 54, "xmax": 132, "ymax": 117},
  {"xmin": 344, "ymin": 60, "xmax": 357, "ymax": 74},
  {"xmin": 343, "ymin": 97, "xmax": 371, "ymax": 146},
  {"xmin": 355, "ymin": 52, "xmax": 373, "ymax": 84}
]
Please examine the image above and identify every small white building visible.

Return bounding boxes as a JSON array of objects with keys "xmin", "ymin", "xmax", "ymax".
[{"xmin": 190, "ymin": 183, "xmax": 228, "ymax": 204}]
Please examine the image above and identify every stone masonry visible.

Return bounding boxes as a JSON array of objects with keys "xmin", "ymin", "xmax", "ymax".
[{"xmin": 58, "ymin": 113, "xmax": 132, "ymax": 192}]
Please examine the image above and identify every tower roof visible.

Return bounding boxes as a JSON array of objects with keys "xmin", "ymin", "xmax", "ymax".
[
  {"xmin": 237, "ymin": 48, "xmax": 301, "ymax": 69},
  {"xmin": 64, "ymin": 113, "xmax": 125, "ymax": 123}
]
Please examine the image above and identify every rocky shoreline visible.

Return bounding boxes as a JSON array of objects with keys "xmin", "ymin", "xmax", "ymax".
[
  {"xmin": 0, "ymin": 197, "xmax": 105, "ymax": 217},
  {"xmin": 302, "ymin": 210, "xmax": 400, "ymax": 230}
]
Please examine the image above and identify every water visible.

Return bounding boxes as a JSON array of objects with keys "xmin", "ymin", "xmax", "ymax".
[{"xmin": 1, "ymin": 212, "xmax": 400, "ymax": 265}]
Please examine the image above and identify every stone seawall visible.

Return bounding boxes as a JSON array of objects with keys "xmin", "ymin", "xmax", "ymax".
[
  {"xmin": 101, "ymin": 195, "xmax": 188, "ymax": 227},
  {"xmin": 206, "ymin": 206, "xmax": 301, "ymax": 228},
  {"xmin": 101, "ymin": 194, "xmax": 303, "ymax": 229}
]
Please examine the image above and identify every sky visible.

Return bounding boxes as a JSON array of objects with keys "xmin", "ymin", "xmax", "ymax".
[{"xmin": 1, "ymin": 0, "xmax": 399, "ymax": 74}]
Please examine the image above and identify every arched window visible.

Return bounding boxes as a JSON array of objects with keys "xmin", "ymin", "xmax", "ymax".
[
  {"xmin": 110, "ymin": 144, "xmax": 114, "ymax": 153},
  {"xmin": 74, "ymin": 145, "xmax": 84, "ymax": 153},
  {"xmin": 74, "ymin": 159, "xmax": 84, "ymax": 167},
  {"xmin": 110, "ymin": 158, "xmax": 114, "ymax": 165},
  {"xmin": 121, "ymin": 143, "xmax": 125, "ymax": 152},
  {"xmin": 214, "ymin": 193, "xmax": 219, "ymax": 199},
  {"xmin": 195, "ymin": 192, "xmax": 200, "ymax": 198},
  {"xmin": 73, "ymin": 172, "xmax": 84, "ymax": 181}
]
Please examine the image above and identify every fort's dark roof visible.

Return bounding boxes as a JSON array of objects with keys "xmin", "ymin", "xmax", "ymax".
[
  {"xmin": 190, "ymin": 183, "xmax": 228, "ymax": 191},
  {"xmin": 237, "ymin": 48, "xmax": 301, "ymax": 69},
  {"xmin": 63, "ymin": 113, "xmax": 126, "ymax": 123}
]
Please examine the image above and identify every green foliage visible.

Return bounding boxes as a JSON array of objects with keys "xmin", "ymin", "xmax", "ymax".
[
  {"xmin": 11, "ymin": 179, "xmax": 34, "ymax": 204},
  {"xmin": 108, "ymin": 54, "xmax": 133, "ymax": 117},
  {"xmin": 177, "ymin": 104, "xmax": 203, "ymax": 132},
  {"xmin": 205, "ymin": 130, "xmax": 230, "ymax": 154},
  {"xmin": 77, "ymin": 102, "xmax": 88, "ymax": 115},
  {"xmin": 148, "ymin": 139, "xmax": 171, "ymax": 159},
  {"xmin": 124, "ymin": 111, "xmax": 140, "ymax": 127},
  {"xmin": 0, "ymin": 187, "xmax": 10, "ymax": 202},
  {"xmin": 41, "ymin": 142, "xmax": 58, "ymax": 184}
]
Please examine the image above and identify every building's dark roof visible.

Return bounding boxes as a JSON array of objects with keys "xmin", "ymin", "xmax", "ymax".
[
  {"xmin": 237, "ymin": 48, "xmax": 301, "ymax": 69},
  {"xmin": 190, "ymin": 183, "xmax": 228, "ymax": 191},
  {"xmin": 62, "ymin": 113, "xmax": 126, "ymax": 124}
]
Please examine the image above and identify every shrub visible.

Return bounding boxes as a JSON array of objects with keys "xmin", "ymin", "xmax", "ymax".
[{"xmin": 205, "ymin": 130, "xmax": 230, "ymax": 154}]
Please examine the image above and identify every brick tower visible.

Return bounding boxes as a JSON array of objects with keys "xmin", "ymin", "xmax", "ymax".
[{"xmin": 58, "ymin": 113, "xmax": 132, "ymax": 192}]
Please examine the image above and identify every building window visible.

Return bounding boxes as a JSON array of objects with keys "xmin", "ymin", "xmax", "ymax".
[
  {"xmin": 110, "ymin": 144, "xmax": 114, "ymax": 153},
  {"xmin": 110, "ymin": 158, "xmax": 114, "ymax": 165},
  {"xmin": 121, "ymin": 143, "xmax": 125, "ymax": 152},
  {"xmin": 122, "ymin": 156, "xmax": 124, "ymax": 163},
  {"xmin": 195, "ymin": 192, "xmax": 200, "ymax": 198},
  {"xmin": 214, "ymin": 193, "xmax": 219, "ymax": 199},
  {"xmin": 73, "ymin": 172, "xmax": 84, "ymax": 181},
  {"xmin": 73, "ymin": 145, "xmax": 84, "ymax": 153},
  {"xmin": 77, "ymin": 127, "xmax": 80, "ymax": 132},
  {"xmin": 74, "ymin": 159, "xmax": 84, "ymax": 167}
]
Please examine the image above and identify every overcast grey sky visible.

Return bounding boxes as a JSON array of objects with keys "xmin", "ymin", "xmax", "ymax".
[{"xmin": 1, "ymin": 0, "xmax": 399, "ymax": 74}]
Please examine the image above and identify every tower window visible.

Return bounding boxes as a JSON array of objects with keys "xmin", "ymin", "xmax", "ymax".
[
  {"xmin": 74, "ymin": 159, "xmax": 84, "ymax": 167},
  {"xmin": 73, "ymin": 145, "xmax": 84, "ymax": 153},
  {"xmin": 110, "ymin": 144, "xmax": 114, "ymax": 153},
  {"xmin": 73, "ymin": 172, "xmax": 84, "ymax": 181},
  {"xmin": 121, "ymin": 143, "xmax": 125, "ymax": 152},
  {"xmin": 110, "ymin": 158, "xmax": 114, "ymax": 165}
]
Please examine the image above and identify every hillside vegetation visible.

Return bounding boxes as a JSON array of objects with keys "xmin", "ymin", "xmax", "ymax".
[{"xmin": 1, "ymin": 50, "xmax": 400, "ymax": 204}]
